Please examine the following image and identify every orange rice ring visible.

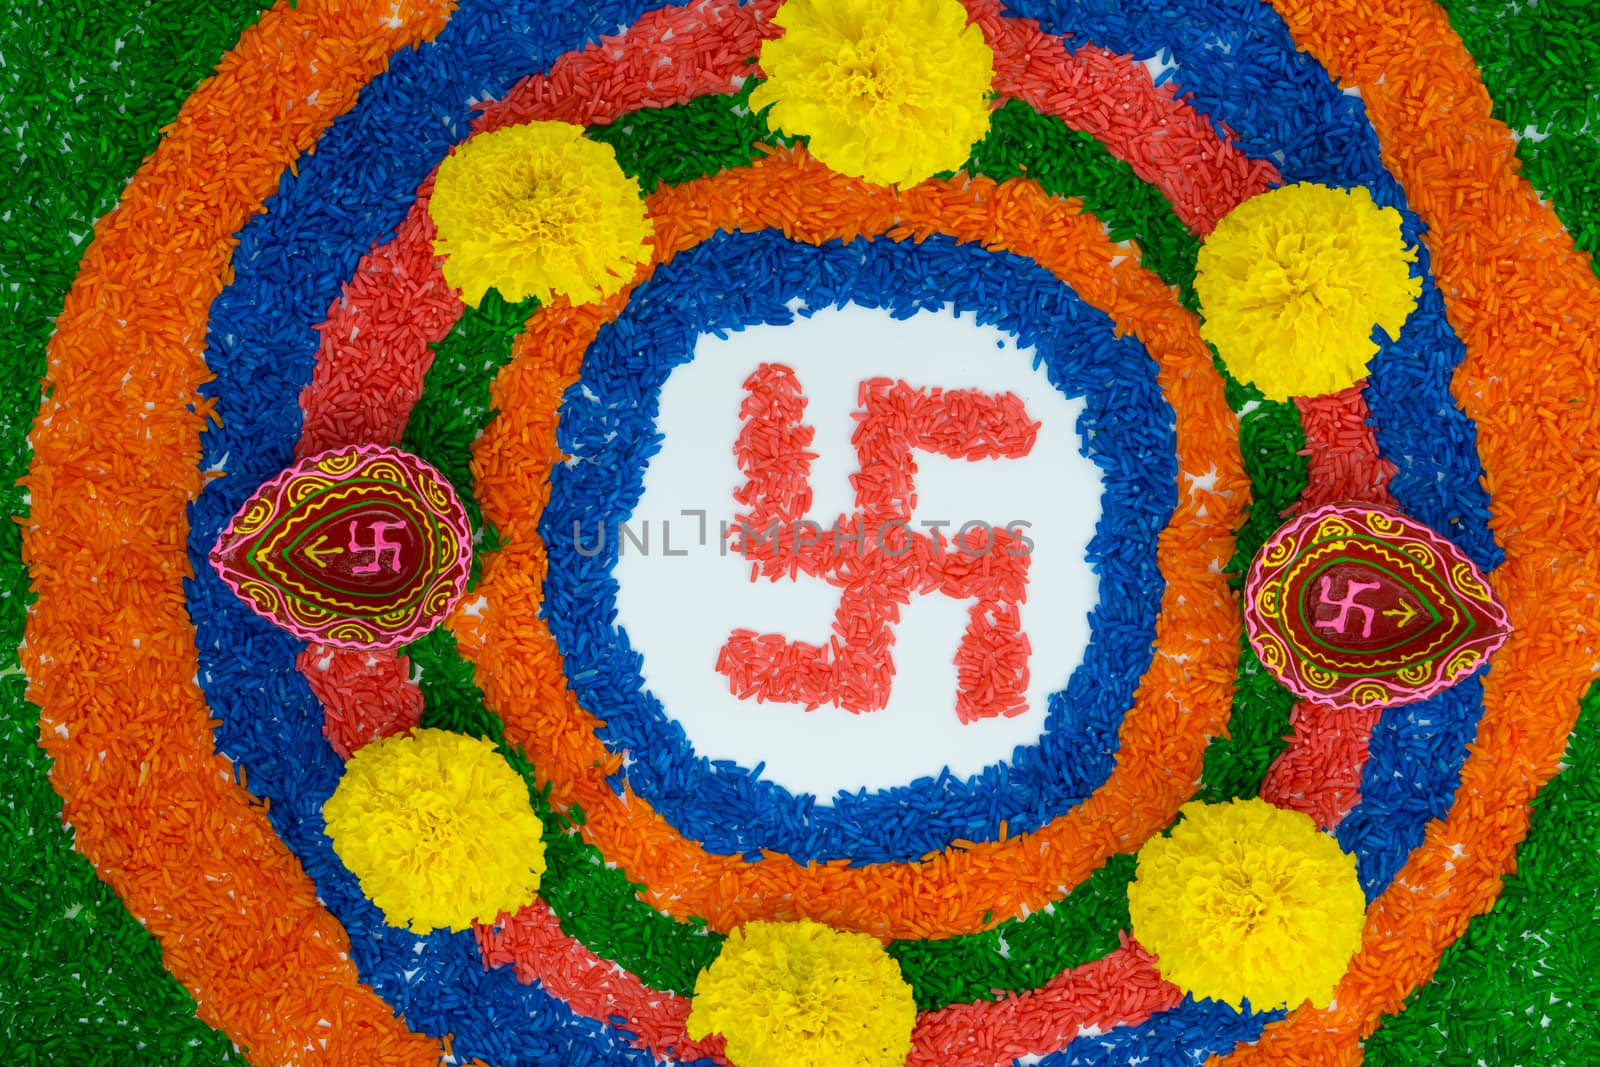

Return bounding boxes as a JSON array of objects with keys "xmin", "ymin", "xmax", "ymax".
[
  {"xmin": 450, "ymin": 146, "xmax": 1250, "ymax": 939},
  {"xmin": 17, "ymin": 0, "xmax": 1599, "ymax": 1060}
]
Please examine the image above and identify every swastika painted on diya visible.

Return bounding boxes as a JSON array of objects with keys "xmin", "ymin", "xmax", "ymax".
[
  {"xmin": 1245, "ymin": 503, "xmax": 1511, "ymax": 710},
  {"xmin": 210, "ymin": 444, "xmax": 473, "ymax": 650}
]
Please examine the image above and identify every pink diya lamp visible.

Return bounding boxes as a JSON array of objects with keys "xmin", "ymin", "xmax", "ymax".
[
  {"xmin": 210, "ymin": 444, "xmax": 474, "ymax": 650},
  {"xmin": 1243, "ymin": 501, "xmax": 1511, "ymax": 711}
]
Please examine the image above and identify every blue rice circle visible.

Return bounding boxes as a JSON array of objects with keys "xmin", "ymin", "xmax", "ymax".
[{"xmin": 541, "ymin": 227, "xmax": 1177, "ymax": 865}]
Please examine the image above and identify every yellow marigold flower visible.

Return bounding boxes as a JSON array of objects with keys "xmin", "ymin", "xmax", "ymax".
[
  {"xmin": 750, "ymin": 0, "xmax": 995, "ymax": 188},
  {"xmin": 323, "ymin": 728, "xmax": 547, "ymax": 934},
  {"xmin": 685, "ymin": 919, "xmax": 916, "ymax": 1067},
  {"xmin": 428, "ymin": 120, "xmax": 653, "ymax": 307},
  {"xmin": 1128, "ymin": 799, "xmax": 1366, "ymax": 1011},
  {"xmin": 1195, "ymin": 181, "xmax": 1421, "ymax": 401}
]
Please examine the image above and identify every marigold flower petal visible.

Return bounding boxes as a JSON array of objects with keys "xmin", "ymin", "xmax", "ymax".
[
  {"xmin": 428, "ymin": 120, "xmax": 653, "ymax": 307},
  {"xmin": 1128, "ymin": 798, "xmax": 1366, "ymax": 1011},
  {"xmin": 685, "ymin": 919, "xmax": 917, "ymax": 1067},
  {"xmin": 1195, "ymin": 181, "xmax": 1421, "ymax": 400},
  {"xmin": 749, "ymin": 0, "xmax": 995, "ymax": 187},
  {"xmin": 322, "ymin": 728, "xmax": 547, "ymax": 934}
]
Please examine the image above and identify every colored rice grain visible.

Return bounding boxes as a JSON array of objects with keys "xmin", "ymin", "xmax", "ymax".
[
  {"xmin": 546, "ymin": 228, "xmax": 1170, "ymax": 863},
  {"xmin": 904, "ymin": 941, "xmax": 1181, "ymax": 1067},
  {"xmin": 252, "ymin": 6, "xmax": 1510, "ymax": 1049},
  {"xmin": 1258, "ymin": 384, "xmax": 1399, "ymax": 829},
  {"xmin": 473, "ymin": 0, "xmax": 783, "ymax": 135},
  {"xmin": 299, "ymin": 644, "xmax": 424, "ymax": 760},
  {"xmin": 2, "ymin": 0, "xmax": 271, "ymax": 1060},
  {"xmin": 310, "ymin": 72, "xmax": 1229, "ymax": 1005},
  {"xmin": 480, "ymin": 896, "xmax": 1180, "ymax": 1067},
  {"xmin": 477, "ymin": 898, "xmax": 730, "ymax": 1066},
  {"xmin": 295, "ymin": 171, "xmax": 461, "ymax": 461},
  {"xmin": 411, "ymin": 617, "xmax": 1154, "ymax": 1017},
  {"xmin": 963, "ymin": 0, "xmax": 1282, "ymax": 233},
  {"xmin": 453, "ymin": 147, "xmax": 1249, "ymax": 938},
  {"xmin": 1366, "ymin": 681, "xmax": 1600, "ymax": 1064},
  {"xmin": 20, "ymin": 0, "xmax": 459, "ymax": 1061},
  {"xmin": 401, "ymin": 291, "xmax": 539, "ymax": 570},
  {"xmin": 407, "ymin": 626, "xmax": 727, "ymax": 995},
  {"xmin": 1214, "ymin": 0, "xmax": 1600, "ymax": 1060},
  {"xmin": 275, "ymin": 2, "xmax": 800, "ymax": 772},
  {"xmin": 407, "ymin": 624, "xmax": 1175, "ymax": 1064},
  {"xmin": 18, "ymin": 0, "xmax": 1593, "ymax": 1062}
]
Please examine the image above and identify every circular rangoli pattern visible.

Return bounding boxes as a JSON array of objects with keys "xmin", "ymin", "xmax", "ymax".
[{"xmin": 21, "ymin": 0, "xmax": 1600, "ymax": 1065}]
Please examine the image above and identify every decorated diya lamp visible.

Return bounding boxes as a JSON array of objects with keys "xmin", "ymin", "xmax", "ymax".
[
  {"xmin": 1243, "ymin": 502, "xmax": 1511, "ymax": 710},
  {"xmin": 210, "ymin": 444, "xmax": 473, "ymax": 650}
]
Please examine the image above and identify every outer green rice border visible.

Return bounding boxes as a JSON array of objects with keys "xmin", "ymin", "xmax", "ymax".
[{"xmin": 2, "ymin": 1, "xmax": 1596, "ymax": 1063}]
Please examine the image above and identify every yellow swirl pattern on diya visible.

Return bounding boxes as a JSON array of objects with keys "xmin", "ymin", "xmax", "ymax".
[
  {"xmin": 364, "ymin": 460, "xmax": 407, "ymax": 485},
  {"xmin": 287, "ymin": 474, "xmax": 335, "ymax": 507},
  {"xmin": 238, "ymin": 580, "xmax": 280, "ymax": 614},
  {"xmin": 1399, "ymin": 662, "xmax": 1433, "ymax": 686},
  {"xmin": 1317, "ymin": 517, "xmax": 1355, "ymax": 541},
  {"xmin": 1244, "ymin": 500, "xmax": 1509, "ymax": 718},
  {"xmin": 1452, "ymin": 562, "xmax": 1492, "ymax": 602},
  {"xmin": 419, "ymin": 475, "xmax": 453, "ymax": 515},
  {"xmin": 435, "ymin": 529, "xmax": 459, "ymax": 568},
  {"xmin": 1350, "ymin": 682, "xmax": 1391, "ymax": 706},
  {"xmin": 286, "ymin": 599, "xmax": 337, "ymax": 628},
  {"xmin": 316, "ymin": 451, "xmax": 362, "ymax": 476},
  {"xmin": 1302, "ymin": 664, "xmax": 1337, "ymax": 689},
  {"xmin": 326, "ymin": 621, "xmax": 377, "ymax": 644},
  {"xmin": 424, "ymin": 584, "xmax": 458, "ymax": 616},
  {"xmin": 1446, "ymin": 649, "xmax": 1481, "ymax": 678},
  {"xmin": 233, "ymin": 498, "xmax": 275, "ymax": 535},
  {"xmin": 1367, "ymin": 509, "xmax": 1404, "ymax": 535},
  {"xmin": 1262, "ymin": 534, "xmax": 1298, "ymax": 567},
  {"xmin": 1402, "ymin": 542, "xmax": 1438, "ymax": 569},
  {"xmin": 212, "ymin": 442, "xmax": 476, "ymax": 651}
]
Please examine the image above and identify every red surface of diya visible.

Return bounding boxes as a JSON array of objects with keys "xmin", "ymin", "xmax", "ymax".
[
  {"xmin": 210, "ymin": 444, "xmax": 473, "ymax": 650},
  {"xmin": 1243, "ymin": 502, "xmax": 1510, "ymax": 710}
]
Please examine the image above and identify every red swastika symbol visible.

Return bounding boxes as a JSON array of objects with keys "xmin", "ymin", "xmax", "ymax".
[{"xmin": 716, "ymin": 363, "xmax": 1038, "ymax": 723}]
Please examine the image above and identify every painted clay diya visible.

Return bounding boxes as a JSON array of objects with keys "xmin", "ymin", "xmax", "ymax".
[
  {"xmin": 1243, "ymin": 502, "xmax": 1510, "ymax": 710},
  {"xmin": 210, "ymin": 444, "xmax": 473, "ymax": 650}
]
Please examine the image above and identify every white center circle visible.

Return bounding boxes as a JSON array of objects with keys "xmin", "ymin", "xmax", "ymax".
[{"xmin": 612, "ymin": 303, "xmax": 1104, "ymax": 798}]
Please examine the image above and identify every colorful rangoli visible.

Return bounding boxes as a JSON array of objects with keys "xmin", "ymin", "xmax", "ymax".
[{"xmin": 6, "ymin": 0, "xmax": 1600, "ymax": 1065}]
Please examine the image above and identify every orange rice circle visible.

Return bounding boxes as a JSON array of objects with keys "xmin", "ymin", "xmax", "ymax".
[
  {"xmin": 19, "ymin": 0, "xmax": 1600, "ymax": 1059},
  {"xmin": 451, "ymin": 144, "xmax": 1249, "ymax": 940}
]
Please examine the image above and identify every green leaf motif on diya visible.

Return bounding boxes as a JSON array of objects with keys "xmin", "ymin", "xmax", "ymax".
[
  {"xmin": 248, "ymin": 480, "xmax": 441, "ymax": 615},
  {"xmin": 1244, "ymin": 503, "xmax": 1511, "ymax": 710},
  {"xmin": 1288, "ymin": 547, "xmax": 1454, "ymax": 664},
  {"xmin": 211, "ymin": 445, "xmax": 474, "ymax": 651}
]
